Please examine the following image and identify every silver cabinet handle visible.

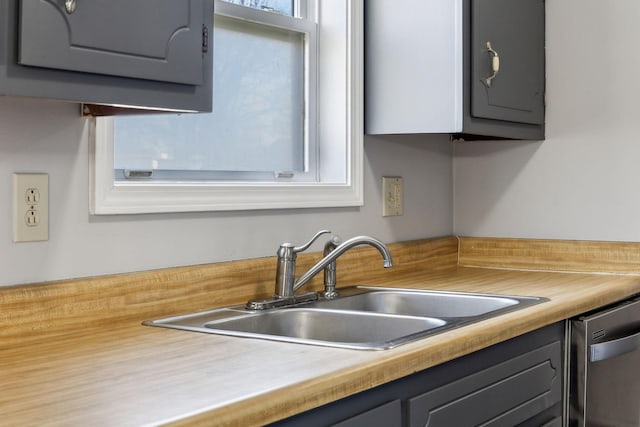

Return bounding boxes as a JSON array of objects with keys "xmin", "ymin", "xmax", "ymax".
[
  {"xmin": 590, "ymin": 329, "xmax": 640, "ymax": 362},
  {"xmin": 65, "ymin": 0, "xmax": 77, "ymax": 14},
  {"xmin": 482, "ymin": 41, "xmax": 500, "ymax": 88}
]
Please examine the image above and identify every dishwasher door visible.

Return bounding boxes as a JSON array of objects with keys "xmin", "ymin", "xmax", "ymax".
[{"xmin": 570, "ymin": 296, "xmax": 640, "ymax": 427}]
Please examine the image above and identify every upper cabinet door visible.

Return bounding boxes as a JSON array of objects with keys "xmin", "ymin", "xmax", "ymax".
[
  {"xmin": 365, "ymin": 0, "xmax": 545, "ymax": 140},
  {"xmin": 19, "ymin": 0, "xmax": 206, "ymax": 85},
  {"xmin": 470, "ymin": 0, "xmax": 545, "ymax": 125}
]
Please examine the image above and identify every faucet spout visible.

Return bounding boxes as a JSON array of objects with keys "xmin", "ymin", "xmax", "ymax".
[{"xmin": 293, "ymin": 235, "xmax": 394, "ymax": 292}]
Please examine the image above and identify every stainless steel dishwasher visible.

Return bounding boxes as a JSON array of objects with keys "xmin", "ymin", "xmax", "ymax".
[{"xmin": 569, "ymin": 296, "xmax": 640, "ymax": 426}]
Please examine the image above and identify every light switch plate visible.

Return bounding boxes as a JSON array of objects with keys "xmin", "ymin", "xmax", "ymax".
[
  {"xmin": 13, "ymin": 173, "xmax": 49, "ymax": 242},
  {"xmin": 382, "ymin": 176, "xmax": 403, "ymax": 217}
]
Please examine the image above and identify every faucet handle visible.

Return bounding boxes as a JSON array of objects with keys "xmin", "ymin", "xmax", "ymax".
[
  {"xmin": 323, "ymin": 235, "xmax": 342, "ymax": 299},
  {"xmin": 273, "ymin": 230, "xmax": 331, "ymax": 300},
  {"xmin": 276, "ymin": 229, "xmax": 331, "ymax": 263},
  {"xmin": 291, "ymin": 229, "xmax": 331, "ymax": 254}
]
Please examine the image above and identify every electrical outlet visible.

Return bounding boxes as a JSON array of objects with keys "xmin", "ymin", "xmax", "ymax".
[
  {"xmin": 13, "ymin": 173, "xmax": 49, "ymax": 242},
  {"xmin": 382, "ymin": 176, "xmax": 403, "ymax": 217}
]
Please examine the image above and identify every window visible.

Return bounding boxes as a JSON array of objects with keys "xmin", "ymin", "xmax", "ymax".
[
  {"xmin": 220, "ymin": 0, "xmax": 293, "ymax": 16},
  {"xmin": 90, "ymin": 0, "xmax": 363, "ymax": 214},
  {"xmin": 114, "ymin": 0, "xmax": 313, "ymax": 182}
]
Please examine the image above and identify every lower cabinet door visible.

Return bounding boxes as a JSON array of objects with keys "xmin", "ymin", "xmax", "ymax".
[
  {"xmin": 408, "ymin": 341, "xmax": 562, "ymax": 427},
  {"xmin": 269, "ymin": 323, "xmax": 564, "ymax": 427},
  {"xmin": 541, "ymin": 416, "xmax": 563, "ymax": 427},
  {"xmin": 332, "ymin": 400, "xmax": 402, "ymax": 427}
]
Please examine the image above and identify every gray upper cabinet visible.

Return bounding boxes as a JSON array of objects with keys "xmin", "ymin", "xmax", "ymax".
[
  {"xmin": 19, "ymin": 0, "xmax": 205, "ymax": 85},
  {"xmin": 0, "ymin": 0, "xmax": 214, "ymax": 113},
  {"xmin": 468, "ymin": 0, "xmax": 545, "ymax": 134},
  {"xmin": 365, "ymin": 0, "xmax": 545, "ymax": 140}
]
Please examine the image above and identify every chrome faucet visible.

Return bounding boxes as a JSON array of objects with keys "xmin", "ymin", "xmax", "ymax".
[
  {"xmin": 295, "ymin": 235, "xmax": 394, "ymax": 297},
  {"xmin": 246, "ymin": 231, "xmax": 394, "ymax": 310}
]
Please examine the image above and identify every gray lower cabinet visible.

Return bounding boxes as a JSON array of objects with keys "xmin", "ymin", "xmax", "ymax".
[
  {"xmin": 270, "ymin": 323, "xmax": 564, "ymax": 427},
  {"xmin": 408, "ymin": 342, "xmax": 561, "ymax": 426},
  {"xmin": 365, "ymin": 0, "xmax": 545, "ymax": 140},
  {"xmin": 541, "ymin": 417, "xmax": 563, "ymax": 427},
  {"xmin": 1, "ymin": 0, "xmax": 214, "ymax": 112},
  {"xmin": 333, "ymin": 400, "xmax": 402, "ymax": 427}
]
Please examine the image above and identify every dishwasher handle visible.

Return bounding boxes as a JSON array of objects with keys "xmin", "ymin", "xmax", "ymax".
[{"xmin": 590, "ymin": 329, "xmax": 640, "ymax": 362}]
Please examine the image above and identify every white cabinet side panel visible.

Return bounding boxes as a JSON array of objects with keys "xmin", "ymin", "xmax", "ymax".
[{"xmin": 366, "ymin": 0, "xmax": 463, "ymax": 134}]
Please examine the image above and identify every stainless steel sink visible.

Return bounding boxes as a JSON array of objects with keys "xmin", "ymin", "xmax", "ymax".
[
  {"xmin": 206, "ymin": 308, "xmax": 446, "ymax": 350},
  {"xmin": 143, "ymin": 287, "xmax": 547, "ymax": 350},
  {"xmin": 308, "ymin": 287, "xmax": 542, "ymax": 319},
  {"xmin": 144, "ymin": 306, "xmax": 447, "ymax": 350}
]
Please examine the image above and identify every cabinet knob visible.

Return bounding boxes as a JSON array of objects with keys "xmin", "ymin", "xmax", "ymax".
[
  {"xmin": 482, "ymin": 41, "xmax": 500, "ymax": 88},
  {"xmin": 65, "ymin": 0, "xmax": 77, "ymax": 14}
]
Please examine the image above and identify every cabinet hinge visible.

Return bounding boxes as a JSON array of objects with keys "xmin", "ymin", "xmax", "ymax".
[{"xmin": 202, "ymin": 25, "xmax": 209, "ymax": 53}]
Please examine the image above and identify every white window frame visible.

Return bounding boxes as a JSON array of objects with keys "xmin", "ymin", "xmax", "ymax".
[{"xmin": 89, "ymin": 0, "xmax": 363, "ymax": 214}]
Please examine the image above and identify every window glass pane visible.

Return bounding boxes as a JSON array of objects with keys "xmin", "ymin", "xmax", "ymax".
[
  {"xmin": 114, "ymin": 15, "xmax": 305, "ymax": 174},
  {"xmin": 220, "ymin": 0, "xmax": 294, "ymax": 16}
]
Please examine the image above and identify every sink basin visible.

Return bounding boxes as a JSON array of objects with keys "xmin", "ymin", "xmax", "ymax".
[
  {"xmin": 309, "ymin": 287, "xmax": 542, "ymax": 319},
  {"xmin": 205, "ymin": 308, "xmax": 446, "ymax": 350},
  {"xmin": 144, "ymin": 306, "xmax": 446, "ymax": 350},
  {"xmin": 143, "ymin": 287, "xmax": 547, "ymax": 350}
]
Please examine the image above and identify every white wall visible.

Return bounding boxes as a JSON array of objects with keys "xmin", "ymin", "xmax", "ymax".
[
  {"xmin": 454, "ymin": 0, "xmax": 640, "ymax": 241},
  {"xmin": 0, "ymin": 98, "xmax": 452, "ymax": 286}
]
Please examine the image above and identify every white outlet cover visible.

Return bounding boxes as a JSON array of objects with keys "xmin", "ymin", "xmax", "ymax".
[{"xmin": 13, "ymin": 173, "xmax": 49, "ymax": 242}]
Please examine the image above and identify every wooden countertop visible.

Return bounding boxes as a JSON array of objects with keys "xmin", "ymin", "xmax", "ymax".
[{"xmin": 2, "ymin": 237, "xmax": 640, "ymax": 426}]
